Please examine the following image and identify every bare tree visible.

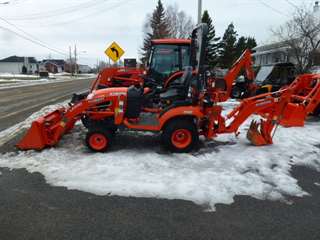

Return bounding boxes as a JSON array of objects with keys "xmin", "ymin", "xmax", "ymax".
[
  {"xmin": 166, "ymin": 4, "xmax": 194, "ymax": 39},
  {"xmin": 273, "ymin": 5, "xmax": 320, "ymax": 73}
]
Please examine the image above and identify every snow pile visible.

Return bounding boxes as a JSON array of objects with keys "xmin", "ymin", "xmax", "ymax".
[{"xmin": 0, "ymin": 101, "xmax": 319, "ymax": 209}]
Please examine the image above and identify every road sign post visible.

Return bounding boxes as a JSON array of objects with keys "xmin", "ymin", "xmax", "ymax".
[{"xmin": 105, "ymin": 41, "xmax": 125, "ymax": 64}]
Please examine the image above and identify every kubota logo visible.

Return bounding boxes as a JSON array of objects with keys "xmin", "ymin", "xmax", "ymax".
[
  {"xmin": 183, "ymin": 111, "xmax": 193, "ymax": 114},
  {"xmin": 110, "ymin": 92, "xmax": 126, "ymax": 96}
]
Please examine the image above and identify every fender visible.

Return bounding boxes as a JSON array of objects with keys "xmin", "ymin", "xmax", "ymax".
[
  {"xmin": 164, "ymin": 70, "xmax": 197, "ymax": 89},
  {"xmin": 159, "ymin": 106, "xmax": 204, "ymax": 129}
]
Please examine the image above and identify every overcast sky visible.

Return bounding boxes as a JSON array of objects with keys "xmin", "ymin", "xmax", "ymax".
[{"xmin": 0, "ymin": 0, "xmax": 317, "ymax": 66}]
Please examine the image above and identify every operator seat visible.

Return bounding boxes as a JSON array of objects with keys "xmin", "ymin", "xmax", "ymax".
[
  {"xmin": 125, "ymin": 85, "xmax": 144, "ymax": 118},
  {"xmin": 160, "ymin": 66, "xmax": 193, "ymax": 101}
]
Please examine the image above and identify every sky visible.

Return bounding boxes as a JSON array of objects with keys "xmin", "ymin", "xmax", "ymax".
[{"xmin": 0, "ymin": 0, "xmax": 317, "ymax": 66}]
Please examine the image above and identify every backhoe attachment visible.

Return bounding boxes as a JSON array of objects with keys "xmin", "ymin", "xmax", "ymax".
[{"xmin": 246, "ymin": 119, "xmax": 274, "ymax": 146}]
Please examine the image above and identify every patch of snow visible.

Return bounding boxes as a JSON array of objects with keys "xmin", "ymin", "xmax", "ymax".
[
  {"xmin": 0, "ymin": 74, "xmax": 96, "ymax": 90},
  {"xmin": 0, "ymin": 73, "xmax": 40, "ymax": 79},
  {"xmin": 315, "ymin": 182, "xmax": 320, "ymax": 187},
  {"xmin": 0, "ymin": 101, "xmax": 319, "ymax": 210}
]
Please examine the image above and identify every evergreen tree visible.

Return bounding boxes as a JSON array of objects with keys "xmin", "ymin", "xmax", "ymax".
[
  {"xmin": 235, "ymin": 36, "xmax": 257, "ymax": 59},
  {"xmin": 219, "ymin": 23, "xmax": 238, "ymax": 68},
  {"xmin": 201, "ymin": 10, "xmax": 220, "ymax": 68},
  {"xmin": 140, "ymin": 0, "xmax": 170, "ymax": 64},
  {"xmin": 235, "ymin": 36, "xmax": 247, "ymax": 58},
  {"xmin": 246, "ymin": 37, "xmax": 257, "ymax": 50},
  {"xmin": 141, "ymin": 32, "xmax": 153, "ymax": 64}
]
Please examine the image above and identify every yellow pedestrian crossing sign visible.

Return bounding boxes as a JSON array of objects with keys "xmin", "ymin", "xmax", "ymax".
[{"xmin": 105, "ymin": 41, "xmax": 125, "ymax": 62}]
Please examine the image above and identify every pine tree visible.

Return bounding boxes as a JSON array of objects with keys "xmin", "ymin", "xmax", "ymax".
[
  {"xmin": 246, "ymin": 37, "xmax": 257, "ymax": 50},
  {"xmin": 201, "ymin": 10, "xmax": 220, "ymax": 68},
  {"xmin": 235, "ymin": 36, "xmax": 257, "ymax": 59},
  {"xmin": 140, "ymin": 0, "xmax": 170, "ymax": 64},
  {"xmin": 235, "ymin": 36, "xmax": 247, "ymax": 58},
  {"xmin": 141, "ymin": 32, "xmax": 153, "ymax": 64},
  {"xmin": 219, "ymin": 23, "xmax": 238, "ymax": 68}
]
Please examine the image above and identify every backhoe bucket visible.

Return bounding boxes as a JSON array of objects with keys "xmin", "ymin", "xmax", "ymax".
[
  {"xmin": 16, "ymin": 108, "xmax": 67, "ymax": 151},
  {"xmin": 246, "ymin": 120, "xmax": 273, "ymax": 146}
]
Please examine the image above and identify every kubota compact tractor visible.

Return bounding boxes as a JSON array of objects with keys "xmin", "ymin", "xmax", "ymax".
[
  {"xmin": 17, "ymin": 24, "xmax": 320, "ymax": 153},
  {"xmin": 90, "ymin": 39, "xmax": 191, "ymax": 90},
  {"xmin": 71, "ymin": 38, "xmax": 192, "ymax": 104}
]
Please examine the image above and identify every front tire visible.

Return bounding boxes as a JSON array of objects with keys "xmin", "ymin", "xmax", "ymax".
[
  {"xmin": 161, "ymin": 119, "xmax": 198, "ymax": 153},
  {"xmin": 85, "ymin": 129, "xmax": 113, "ymax": 152}
]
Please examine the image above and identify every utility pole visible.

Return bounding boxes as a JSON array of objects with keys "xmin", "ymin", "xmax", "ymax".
[
  {"xmin": 69, "ymin": 46, "xmax": 73, "ymax": 76},
  {"xmin": 197, "ymin": 0, "xmax": 202, "ymax": 24},
  {"xmin": 74, "ymin": 44, "xmax": 78, "ymax": 76}
]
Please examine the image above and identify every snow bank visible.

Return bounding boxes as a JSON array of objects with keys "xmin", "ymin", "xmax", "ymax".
[
  {"xmin": 0, "ymin": 74, "xmax": 96, "ymax": 90},
  {"xmin": 0, "ymin": 101, "xmax": 319, "ymax": 210}
]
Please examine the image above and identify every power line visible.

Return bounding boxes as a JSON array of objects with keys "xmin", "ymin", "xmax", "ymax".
[
  {"xmin": 5, "ymin": 0, "xmax": 111, "ymax": 21},
  {"xmin": 0, "ymin": 25, "xmax": 68, "ymax": 56},
  {"xmin": 0, "ymin": 16, "xmax": 67, "ymax": 55},
  {"xmin": 25, "ymin": 0, "xmax": 134, "ymax": 28},
  {"xmin": 259, "ymin": 0, "xmax": 290, "ymax": 17},
  {"xmin": 284, "ymin": 0, "xmax": 299, "ymax": 9}
]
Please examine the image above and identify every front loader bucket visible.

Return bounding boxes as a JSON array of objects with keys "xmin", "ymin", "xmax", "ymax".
[
  {"xmin": 246, "ymin": 120, "xmax": 273, "ymax": 146},
  {"xmin": 280, "ymin": 103, "xmax": 306, "ymax": 127},
  {"xmin": 16, "ymin": 108, "xmax": 67, "ymax": 151}
]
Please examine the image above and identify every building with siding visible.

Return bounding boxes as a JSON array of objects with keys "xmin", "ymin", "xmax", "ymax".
[{"xmin": 0, "ymin": 56, "xmax": 38, "ymax": 74}]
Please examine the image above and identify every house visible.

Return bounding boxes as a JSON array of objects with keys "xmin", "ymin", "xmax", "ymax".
[
  {"xmin": 253, "ymin": 1, "xmax": 320, "ymax": 68},
  {"xmin": 78, "ymin": 64, "xmax": 91, "ymax": 73},
  {"xmin": 39, "ymin": 59, "xmax": 65, "ymax": 73},
  {"xmin": 0, "ymin": 56, "xmax": 38, "ymax": 74},
  {"xmin": 252, "ymin": 41, "xmax": 298, "ymax": 67},
  {"xmin": 64, "ymin": 59, "xmax": 76, "ymax": 73}
]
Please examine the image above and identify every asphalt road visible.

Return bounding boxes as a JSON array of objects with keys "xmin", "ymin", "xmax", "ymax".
[
  {"xmin": 0, "ymin": 78, "xmax": 94, "ymax": 131},
  {"xmin": 0, "ymin": 166, "xmax": 319, "ymax": 240},
  {"xmin": 0, "ymin": 78, "xmax": 320, "ymax": 239}
]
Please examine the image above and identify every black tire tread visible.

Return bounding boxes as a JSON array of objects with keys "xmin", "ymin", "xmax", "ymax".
[{"xmin": 161, "ymin": 118, "xmax": 198, "ymax": 153}]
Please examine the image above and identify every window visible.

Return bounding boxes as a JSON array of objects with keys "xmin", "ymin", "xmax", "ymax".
[
  {"xmin": 150, "ymin": 44, "xmax": 180, "ymax": 76},
  {"xmin": 148, "ymin": 44, "xmax": 190, "ymax": 83},
  {"xmin": 181, "ymin": 46, "xmax": 191, "ymax": 68}
]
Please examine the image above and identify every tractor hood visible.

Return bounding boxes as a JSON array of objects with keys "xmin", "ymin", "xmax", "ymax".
[{"xmin": 87, "ymin": 87, "xmax": 128, "ymax": 101}]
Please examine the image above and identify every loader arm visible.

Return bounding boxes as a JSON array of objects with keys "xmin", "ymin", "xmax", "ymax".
[
  {"xmin": 287, "ymin": 74, "xmax": 320, "ymax": 115},
  {"xmin": 206, "ymin": 88, "xmax": 304, "ymax": 146},
  {"xmin": 223, "ymin": 90, "xmax": 291, "ymax": 134}
]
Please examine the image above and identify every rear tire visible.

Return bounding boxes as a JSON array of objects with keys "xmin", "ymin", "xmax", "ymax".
[
  {"xmin": 85, "ymin": 129, "xmax": 113, "ymax": 152},
  {"xmin": 161, "ymin": 119, "xmax": 198, "ymax": 153}
]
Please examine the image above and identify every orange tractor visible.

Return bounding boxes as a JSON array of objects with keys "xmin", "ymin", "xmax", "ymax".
[
  {"xmin": 71, "ymin": 39, "xmax": 192, "ymax": 104},
  {"xmin": 17, "ymin": 24, "xmax": 320, "ymax": 153},
  {"xmin": 90, "ymin": 40, "xmax": 191, "ymax": 90}
]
